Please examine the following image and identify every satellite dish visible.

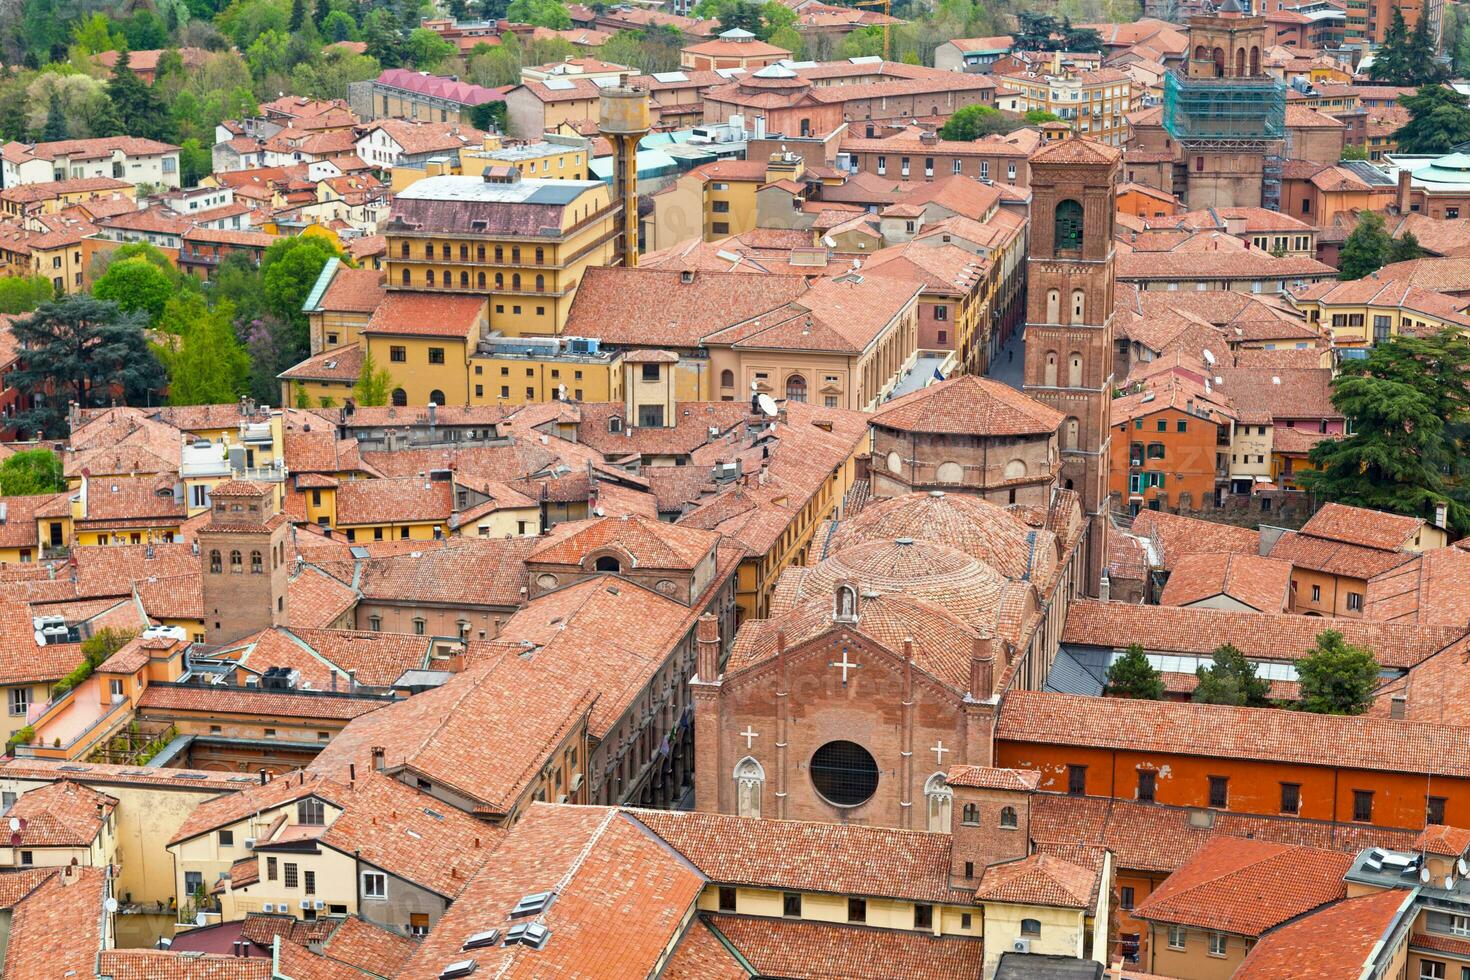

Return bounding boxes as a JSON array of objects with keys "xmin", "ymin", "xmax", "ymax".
[
  {"xmin": 7, "ymin": 818, "xmax": 19, "ymax": 833},
  {"xmin": 822, "ymin": 235, "xmax": 836, "ymax": 248},
  {"xmin": 1448, "ymin": 876, "xmax": 1458, "ymax": 890},
  {"xmin": 756, "ymin": 393, "xmax": 778, "ymax": 417},
  {"xmin": 1458, "ymin": 857, "xmax": 1468, "ymax": 876},
  {"xmin": 31, "ymin": 631, "xmax": 43, "ymax": 647},
  {"xmin": 104, "ymin": 897, "xmax": 119, "ymax": 913},
  {"xmin": 1421, "ymin": 865, "xmax": 1432, "ymax": 883}
]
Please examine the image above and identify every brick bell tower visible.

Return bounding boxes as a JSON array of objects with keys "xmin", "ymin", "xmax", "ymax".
[{"xmin": 1021, "ymin": 136, "xmax": 1121, "ymax": 596}]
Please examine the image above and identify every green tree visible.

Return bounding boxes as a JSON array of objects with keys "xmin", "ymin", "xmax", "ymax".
[
  {"xmin": 938, "ymin": 103, "xmax": 1011, "ymax": 141},
  {"xmin": 506, "ymin": 0, "xmax": 571, "ymax": 28},
  {"xmin": 467, "ymin": 37, "xmax": 522, "ymax": 86},
  {"xmin": 407, "ymin": 27, "xmax": 456, "ymax": 70},
  {"xmin": 1387, "ymin": 230, "xmax": 1424, "ymax": 265},
  {"xmin": 1341, "ymin": 143, "xmax": 1369, "ymax": 160},
  {"xmin": 1193, "ymin": 643, "xmax": 1271, "ymax": 707},
  {"xmin": 157, "ymin": 295, "xmax": 252, "ymax": 405},
  {"xmin": 352, "ymin": 345, "xmax": 394, "ymax": 406},
  {"xmin": 1296, "ymin": 630, "xmax": 1379, "ymax": 715},
  {"xmin": 289, "ymin": 0, "xmax": 308, "ymax": 30},
  {"xmin": 1406, "ymin": 11, "xmax": 1447, "ymax": 86},
  {"xmin": 71, "ymin": 13, "xmax": 122, "ymax": 56},
  {"xmin": 321, "ymin": 9, "xmax": 359, "ymax": 41},
  {"xmin": 0, "ymin": 276, "xmax": 55, "ymax": 315},
  {"xmin": 290, "ymin": 47, "xmax": 380, "ymax": 100},
  {"xmin": 1105, "ymin": 643, "xmax": 1164, "ymax": 700},
  {"xmin": 1013, "ymin": 11, "xmax": 1060, "ymax": 50},
  {"xmin": 41, "ymin": 90, "xmax": 67, "ymax": 141},
  {"xmin": 0, "ymin": 449, "xmax": 65, "ymax": 495},
  {"xmin": 362, "ymin": 8, "xmax": 404, "ymax": 68},
  {"xmin": 107, "ymin": 49, "xmax": 175, "ymax": 142},
  {"xmin": 1338, "ymin": 210, "xmax": 1392, "ymax": 280},
  {"xmin": 1301, "ymin": 331, "xmax": 1470, "ymax": 533},
  {"xmin": 470, "ymin": 99, "xmax": 508, "ymax": 132},
  {"xmin": 260, "ymin": 236, "xmax": 345, "ymax": 363},
  {"xmin": 179, "ymin": 137, "xmax": 213, "ymax": 187},
  {"xmin": 1023, "ymin": 109, "xmax": 1061, "ymax": 124},
  {"xmin": 767, "ymin": 24, "xmax": 803, "ymax": 59},
  {"xmin": 122, "ymin": 9, "xmax": 169, "ymax": 50},
  {"xmin": 1370, "ymin": 8, "xmax": 1412, "ymax": 84},
  {"xmin": 716, "ymin": 3, "xmax": 763, "ymax": 35},
  {"xmin": 1394, "ymin": 85, "xmax": 1470, "ymax": 154},
  {"xmin": 92, "ymin": 258, "xmax": 175, "ymax": 325},
  {"xmin": 8, "ymin": 296, "xmax": 161, "ymax": 438}
]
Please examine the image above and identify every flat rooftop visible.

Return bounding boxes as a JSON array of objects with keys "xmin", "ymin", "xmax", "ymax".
[{"xmin": 395, "ymin": 174, "xmax": 603, "ymax": 204}]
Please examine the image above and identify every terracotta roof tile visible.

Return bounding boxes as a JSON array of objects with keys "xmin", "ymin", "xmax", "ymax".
[
  {"xmin": 1132, "ymin": 837, "xmax": 1350, "ymax": 936},
  {"xmin": 1, "ymin": 867, "xmax": 107, "ymax": 980},
  {"xmin": 1365, "ymin": 548, "xmax": 1470, "ymax": 627},
  {"xmin": 1158, "ymin": 552, "xmax": 1292, "ymax": 612},
  {"xmin": 631, "ymin": 809, "xmax": 961, "ymax": 904},
  {"xmin": 4, "ymin": 780, "xmax": 116, "ymax": 847},
  {"xmin": 872, "ymin": 375, "xmax": 1063, "ymax": 436},
  {"xmin": 317, "ymin": 915, "xmax": 418, "ymax": 976},
  {"xmin": 662, "ymin": 918, "xmax": 747, "ymax": 979},
  {"xmin": 1300, "ymin": 502, "xmax": 1424, "ymax": 551},
  {"xmin": 972, "ymin": 850, "xmax": 1101, "ymax": 909},
  {"xmin": 364, "ymin": 292, "xmax": 486, "ymax": 341},
  {"xmin": 97, "ymin": 949, "xmax": 273, "ymax": 979},
  {"xmin": 564, "ymin": 268, "xmax": 808, "ymax": 347},
  {"xmin": 946, "ymin": 766, "xmax": 1042, "ymax": 791},
  {"xmin": 1000, "ymin": 690, "xmax": 1470, "ymax": 778},
  {"xmin": 1235, "ymin": 889, "xmax": 1413, "ymax": 979},
  {"xmin": 397, "ymin": 805, "xmax": 705, "ymax": 980},
  {"xmin": 528, "ymin": 514, "xmax": 717, "ymax": 570},
  {"xmin": 137, "ymin": 683, "xmax": 387, "ymax": 721},
  {"xmin": 1269, "ymin": 530, "xmax": 1413, "ymax": 579},
  {"xmin": 704, "ymin": 914, "xmax": 984, "ymax": 980},
  {"xmin": 1415, "ymin": 824, "xmax": 1470, "ymax": 857},
  {"xmin": 334, "ymin": 476, "xmax": 453, "ymax": 526}
]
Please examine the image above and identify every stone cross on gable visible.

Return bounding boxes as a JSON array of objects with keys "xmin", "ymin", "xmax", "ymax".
[
  {"xmin": 829, "ymin": 649, "xmax": 862, "ymax": 685},
  {"xmin": 739, "ymin": 725, "xmax": 759, "ymax": 749}
]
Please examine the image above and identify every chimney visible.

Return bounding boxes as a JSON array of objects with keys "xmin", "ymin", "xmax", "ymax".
[
  {"xmin": 258, "ymin": 768, "xmax": 268, "ymax": 785},
  {"xmin": 371, "ymin": 746, "xmax": 385, "ymax": 771},
  {"xmin": 348, "ymin": 763, "xmax": 356, "ymax": 783},
  {"xmin": 695, "ymin": 613, "xmax": 720, "ymax": 682},
  {"xmin": 968, "ymin": 637, "xmax": 993, "ymax": 700}
]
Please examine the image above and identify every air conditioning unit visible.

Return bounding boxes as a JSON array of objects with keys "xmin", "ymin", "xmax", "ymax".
[
  {"xmin": 261, "ymin": 903, "xmax": 275, "ymax": 913},
  {"xmin": 1012, "ymin": 939, "xmax": 1031, "ymax": 953},
  {"xmin": 313, "ymin": 900, "xmax": 325, "ymax": 910},
  {"xmin": 300, "ymin": 899, "xmax": 312, "ymax": 910},
  {"xmin": 243, "ymin": 838, "xmax": 256, "ymax": 849}
]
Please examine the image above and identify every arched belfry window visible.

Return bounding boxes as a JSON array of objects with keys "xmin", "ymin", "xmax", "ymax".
[
  {"xmin": 735, "ymin": 757, "xmax": 764, "ymax": 818},
  {"xmin": 1055, "ymin": 199, "xmax": 1084, "ymax": 253},
  {"xmin": 925, "ymin": 773, "xmax": 952, "ymax": 832}
]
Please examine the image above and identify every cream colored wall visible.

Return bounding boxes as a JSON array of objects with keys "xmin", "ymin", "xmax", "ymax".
[
  {"xmin": 692, "ymin": 884, "xmax": 981, "ymax": 938},
  {"xmin": 1230, "ymin": 422, "xmax": 1273, "ymax": 481},
  {"xmin": 457, "ymin": 507, "xmax": 540, "ymax": 539},
  {"xmin": 221, "ymin": 845, "xmax": 359, "ymax": 919},
  {"xmin": 1147, "ymin": 923, "xmax": 1250, "ymax": 980},
  {"xmin": 983, "ymin": 903, "xmax": 1085, "ymax": 978},
  {"xmin": 707, "ymin": 349, "xmax": 857, "ymax": 410},
  {"xmin": 649, "ymin": 177, "xmax": 705, "ymax": 252},
  {"xmin": 171, "ymin": 799, "xmax": 345, "ymax": 911}
]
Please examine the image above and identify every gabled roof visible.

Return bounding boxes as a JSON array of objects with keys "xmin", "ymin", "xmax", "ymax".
[
  {"xmin": 5, "ymin": 780, "xmax": 117, "ymax": 848},
  {"xmin": 1158, "ymin": 552, "xmax": 1292, "ymax": 613},
  {"xmin": 972, "ymin": 849, "xmax": 1102, "ymax": 909},
  {"xmin": 1132, "ymin": 837, "xmax": 1351, "ymax": 936},
  {"xmin": 1234, "ymin": 889, "xmax": 1413, "ymax": 979},
  {"xmin": 1299, "ymin": 501, "xmax": 1424, "ymax": 552},
  {"xmin": 1029, "ymin": 135, "xmax": 1121, "ymax": 166},
  {"xmin": 527, "ymin": 514, "xmax": 718, "ymax": 570},
  {"xmin": 871, "ymin": 375, "xmax": 1063, "ymax": 436}
]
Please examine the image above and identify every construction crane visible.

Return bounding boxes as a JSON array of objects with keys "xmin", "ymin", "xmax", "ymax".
[{"xmin": 848, "ymin": 0, "xmax": 893, "ymax": 60}]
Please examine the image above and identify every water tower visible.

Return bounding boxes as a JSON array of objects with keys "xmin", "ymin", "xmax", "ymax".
[{"xmin": 599, "ymin": 86, "xmax": 650, "ymax": 267}]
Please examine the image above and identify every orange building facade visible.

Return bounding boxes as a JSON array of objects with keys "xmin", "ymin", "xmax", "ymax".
[{"xmin": 1110, "ymin": 400, "xmax": 1224, "ymax": 514}]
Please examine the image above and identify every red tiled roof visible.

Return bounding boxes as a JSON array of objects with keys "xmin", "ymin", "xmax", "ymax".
[
  {"xmin": 375, "ymin": 68, "xmax": 504, "ymax": 106},
  {"xmin": 1158, "ymin": 552, "xmax": 1292, "ymax": 613},
  {"xmin": 872, "ymin": 375, "xmax": 1063, "ymax": 436},
  {"xmin": 703, "ymin": 914, "xmax": 985, "ymax": 980},
  {"xmin": 1131, "ymin": 837, "xmax": 1350, "ymax": 936},
  {"xmin": 972, "ymin": 850, "xmax": 1101, "ymax": 909},
  {"xmin": 1000, "ymin": 689, "xmax": 1470, "ymax": 778},
  {"xmin": 1415, "ymin": 824, "xmax": 1470, "ymax": 857},
  {"xmin": 1235, "ymin": 889, "xmax": 1413, "ymax": 979},
  {"xmin": 1300, "ymin": 501, "xmax": 1423, "ymax": 551},
  {"xmin": 364, "ymin": 292, "xmax": 486, "ymax": 341},
  {"xmin": 1, "ymin": 867, "xmax": 107, "ymax": 980}
]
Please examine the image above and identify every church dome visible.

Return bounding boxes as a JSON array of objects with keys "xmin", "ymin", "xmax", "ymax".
[
  {"xmin": 826, "ymin": 491, "xmax": 1057, "ymax": 585},
  {"xmin": 798, "ymin": 538, "xmax": 1008, "ymax": 632}
]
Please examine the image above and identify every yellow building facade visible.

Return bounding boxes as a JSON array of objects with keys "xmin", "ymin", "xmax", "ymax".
[{"xmin": 383, "ymin": 174, "xmax": 618, "ymax": 339}]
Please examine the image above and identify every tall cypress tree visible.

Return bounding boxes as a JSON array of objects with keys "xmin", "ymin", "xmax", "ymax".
[
  {"xmin": 42, "ymin": 90, "xmax": 68, "ymax": 141},
  {"xmin": 107, "ymin": 49, "xmax": 175, "ymax": 143},
  {"xmin": 1370, "ymin": 8, "xmax": 1411, "ymax": 84}
]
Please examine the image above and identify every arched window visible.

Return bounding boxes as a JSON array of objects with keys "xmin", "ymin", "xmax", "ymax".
[
  {"xmin": 209, "ymin": 550, "xmax": 221, "ymax": 574},
  {"xmin": 426, "ymin": 269, "xmax": 436, "ymax": 286},
  {"xmin": 886, "ymin": 451, "xmax": 903, "ymax": 475},
  {"xmin": 609, "ymin": 416, "xmax": 623, "ymax": 433},
  {"xmin": 1063, "ymin": 417, "xmax": 1079, "ymax": 450},
  {"xmin": 401, "ymin": 269, "xmax": 410, "ymax": 286},
  {"xmin": 924, "ymin": 773, "xmax": 952, "ymax": 832},
  {"xmin": 229, "ymin": 550, "xmax": 242, "ymax": 573},
  {"xmin": 1021, "ymin": 919, "xmax": 1041, "ymax": 937},
  {"xmin": 1071, "ymin": 289, "xmax": 1085, "ymax": 323},
  {"xmin": 512, "ymin": 246, "xmax": 521, "ymax": 263},
  {"xmin": 936, "ymin": 461, "xmax": 963, "ymax": 484},
  {"xmin": 962, "ymin": 803, "xmax": 979, "ymax": 826},
  {"xmin": 1043, "ymin": 351, "xmax": 1058, "ymax": 387},
  {"xmin": 535, "ymin": 274, "xmax": 545, "ymax": 292},
  {"xmin": 476, "ymin": 245, "xmax": 485, "ymax": 261},
  {"xmin": 495, "ymin": 273, "xmax": 504, "ymax": 288},
  {"xmin": 460, "ymin": 271, "xmax": 469, "ymax": 288},
  {"xmin": 786, "ymin": 375, "xmax": 807, "ymax": 403},
  {"xmin": 442, "ymin": 269, "xmax": 450, "ymax": 288},
  {"xmin": 535, "ymin": 247, "xmax": 544, "ymax": 264},
  {"xmin": 735, "ymin": 757, "xmax": 764, "ymax": 818},
  {"xmin": 1045, "ymin": 289, "xmax": 1060, "ymax": 323},
  {"xmin": 1000, "ymin": 805, "xmax": 1018, "ymax": 828},
  {"xmin": 391, "ymin": 388, "xmax": 407, "ymax": 407},
  {"xmin": 400, "ymin": 241, "xmax": 409, "ymax": 258},
  {"xmin": 429, "ymin": 390, "xmax": 445, "ymax": 406},
  {"xmin": 1068, "ymin": 352, "xmax": 1083, "ymax": 387},
  {"xmin": 1194, "ymin": 44, "xmax": 1207, "ymax": 61},
  {"xmin": 719, "ymin": 369, "xmax": 735, "ymax": 388},
  {"xmin": 512, "ymin": 273, "xmax": 521, "ymax": 291},
  {"xmin": 1004, "ymin": 459, "xmax": 1027, "ymax": 480},
  {"xmin": 1250, "ymin": 45, "xmax": 1260, "ymax": 74},
  {"xmin": 594, "ymin": 555, "xmax": 621, "ymax": 572},
  {"xmin": 478, "ymin": 272, "xmax": 486, "ymax": 288},
  {"xmin": 1235, "ymin": 47, "xmax": 1246, "ymax": 76},
  {"xmin": 1055, "ymin": 199, "xmax": 1083, "ymax": 253},
  {"xmin": 250, "ymin": 550, "xmax": 262, "ymax": 574},
  {"xmin": 1212, "ymin": 46, "xmax": 1225, "ymax": 76},
  {"xmin": 424, "ymin": 243, "xmax": 436, "ymax": 260},
  {"xmin": 495, "ymin": 245, "xmax": 504, "ymax": 262}
]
